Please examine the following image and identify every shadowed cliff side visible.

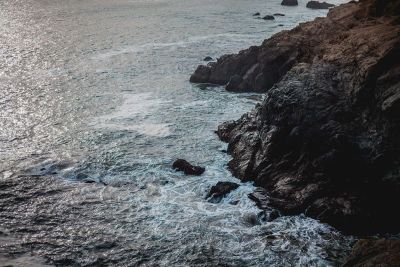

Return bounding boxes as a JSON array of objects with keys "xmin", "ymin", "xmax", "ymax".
[
  {"xmin": 192, "ymin": 0, "xmax": 400, "ymax": 235},
  {"xmin": 343, "ymin": 239, "xmax": 400, "ymax": 266}
]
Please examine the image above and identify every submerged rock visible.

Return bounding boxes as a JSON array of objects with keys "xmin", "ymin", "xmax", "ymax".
[
  {"xmin": 306, "ymin": 1, "xmax": 335, "ymax": 9},
  {"xmin": 172, "ymin": 159, "xmax": 205, "ymax": 175},
  {"xmin": 343, "ymin": 239, "xmax": 400, "ymax": 266},
  {"xmin": 211, "ymin": 0, "xmax": 400, "ymax": 235},
  {"xmin": 281, "ymin": 0, "xmax": 298, "ymax": 6},
  {"xmin": 257, "ymin": 210, "xmax": 280, "ymax": 222},
  {"xmin": 243, "ymin": 213, "xmax": 262, "ymax": 226},
  {"xmin": 203, "ymin": 56, "xmax": 213, "ymax": 61},
  {"xmin": 206, "ymin": 181, "xmax": 239, "ymax": 203},
  {"xmin": 273, "ymin": 13, "xmax": 285, "ymax": 16},
  {"xmin": 253, "ymin": 12, "xmax": 260, "ymax": 16},
  {"xmin": 262, "ymin": 15, "xmax": 275, "ymax": 20}
]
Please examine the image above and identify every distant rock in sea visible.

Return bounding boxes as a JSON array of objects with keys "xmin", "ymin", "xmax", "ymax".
[
  {"xmin": 172, "ymin": 159, "xmax": 205, "ymax": 175},
  {"xmin": 306, "ymin": 1, "xmax": 335, "ymax": 9},
  {"xmin": 262, "ymin": 15, "xmax": 275, "ymax": 20},
  {"xmin": 281, "ymin": 0, "xmax": 298, "ymax": 6}
]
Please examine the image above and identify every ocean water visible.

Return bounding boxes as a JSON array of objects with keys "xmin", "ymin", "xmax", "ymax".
[{"xmin": 0, "ymin": 0, "xmax": 353, "ymax": 266}]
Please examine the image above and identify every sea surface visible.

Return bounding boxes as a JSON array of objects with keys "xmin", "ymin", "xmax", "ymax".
[{"xmin": 0, "ymin": 0, "xmax": 353, "ymax": 266}]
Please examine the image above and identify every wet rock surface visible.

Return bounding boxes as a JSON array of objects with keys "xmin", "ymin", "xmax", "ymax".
[
  {"xmin": 306, "ymin": 1, "xmax": 335, "ymax": 9},
  {"xmin": 206, "ymin": 181, "xmax": 240, "ymax": 203},
  {"xmin": 172, "ymin": 159, "xmax": 205, "ymax": 175},
  {"xmin": 281, "ymin": 0, "xmax": 298, "ymax": 6},
  {"xmin": 248, "ymin": 187, "xmax": 270, "ymax": 210},
  {"xmin": 205, "ymin": 0, "xmax": 400, "ymax": 235},
  {"xmin": 248, "ymin": 188, "xmax": 281, "ymax": 222},
  {"xmin": 343, "ymin": 239, "xmax": 400, "ymax": 266}
]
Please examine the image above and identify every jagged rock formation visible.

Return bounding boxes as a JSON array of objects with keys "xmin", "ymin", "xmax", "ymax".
[
  {"xmin": 192, "ymin": 0, "xmax": 400, "ymax": 235},
  {"xmin": 190, "ymin": 1, "xmax": 400, "ymax": 94}
]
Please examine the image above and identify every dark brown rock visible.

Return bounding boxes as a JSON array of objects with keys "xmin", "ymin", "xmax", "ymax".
[
  {"xmin": 206, "ymin": 181, "xmax": 240, "ymax": 203},
  {"xmin": 343, "ymin": 239, "xmax": 400, "ymax": 266},
  {"xmin": 306, "ymin": 1, "xmax": 335, "ymax": 9},
  {"xmin": 281, "ymin": 0, "xmax": 298, "ymax": 6},
  {"xmin": 226, "ymin": 74, "xmax": 244, "ymax": 91},
  {"xmin": 172, "ymin": 159, "xmax": 205, "ymax": 176}
]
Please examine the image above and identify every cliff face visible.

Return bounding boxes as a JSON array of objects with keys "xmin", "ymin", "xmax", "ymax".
[
  {"xmin": 343, "ymin": 239, "xmax": 400, "ymax": 266},
  {"xmin": 192, "ymin": 0, "xmax": 400, "ymax": 235}
]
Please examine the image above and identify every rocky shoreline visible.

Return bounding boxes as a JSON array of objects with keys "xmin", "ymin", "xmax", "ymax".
[{"xmin": 191, "ymin": 0, "xmax": 400, "ymax": 264}]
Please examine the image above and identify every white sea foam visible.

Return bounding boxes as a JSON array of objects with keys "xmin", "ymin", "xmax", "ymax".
[
  {"xmin": 91, "ymin": 33, "xmax": 256, "ymax": 61},
  {"xmin": 93, "ymin": 92, "xmax": 171, "ymax": 137}
]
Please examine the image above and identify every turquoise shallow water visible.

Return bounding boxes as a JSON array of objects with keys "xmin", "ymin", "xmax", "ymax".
[{"xmin": 0, "ymin": 0, "xmax": 353, "ymax": 266}]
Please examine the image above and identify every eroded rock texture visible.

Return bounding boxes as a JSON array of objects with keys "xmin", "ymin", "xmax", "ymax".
[
  {"xmin": 343, "ymin": 239, "xmax": 400, "ymax": 266},
  {"xmin": 196, "ymin": 0, "xmax": 400, "ymax": 235}
]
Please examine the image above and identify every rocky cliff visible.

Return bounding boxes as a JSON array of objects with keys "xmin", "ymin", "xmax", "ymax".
[
  {"xmin": 343, "ymin": 239, "xmax": 400, "ymax": 266},
  {"xmin": 192, "ymin": 0, "xmax": 400, "ymax": 235}
]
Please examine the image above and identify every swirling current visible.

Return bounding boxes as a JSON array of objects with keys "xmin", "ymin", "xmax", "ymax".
[{"xmin": 0, "ymin": 0, "xmax": 353, "ymax": 266}]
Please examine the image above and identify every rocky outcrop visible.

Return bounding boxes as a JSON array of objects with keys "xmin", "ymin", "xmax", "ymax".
[
  {"xmin": 306, "ymin": 1, "xmax": 335, "ymax": 9},
  {"xmin": 206, "ymin": 181, "xmax": 239, "ymax": 203},
  {"xmin": 202, "ymin": 0, "xmax": 400, "ymax": 235},
  {"xmin": 172, "ymin": 159, "xmax": 205, "ymax": 175},
  {"xmin": 281, "ymin": 0, "xmax": 298, "ymax": 6},
  {"xmin": 343, "ymin": 239, "xmax": 400, "ymax": 266},
  {"xmin": 190, "ymin": 2, "xmax": 363, "ymax": 92}
]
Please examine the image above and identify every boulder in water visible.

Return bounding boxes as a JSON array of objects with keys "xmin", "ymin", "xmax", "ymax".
[
  {"xmin": 172, "ymin": 159, "xmax": 205, "ymax": 175},
  {"xmin": 262, "ymin": 15, "xmax": 275, "ymax": 20},
  {"xmin": 281, "ymin": 0, "xmax": 298, "ymax": 6},
  {"xmin": 206, "ymin": 181, "xmax": 239, "ymax": 203},
  {"xmin": 306, "ymin": 1, "xmax": 335, "ymax": 9},
  {"xmin": 203, "ymin": 56, "xmax": 213, "ymax": 61}
]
